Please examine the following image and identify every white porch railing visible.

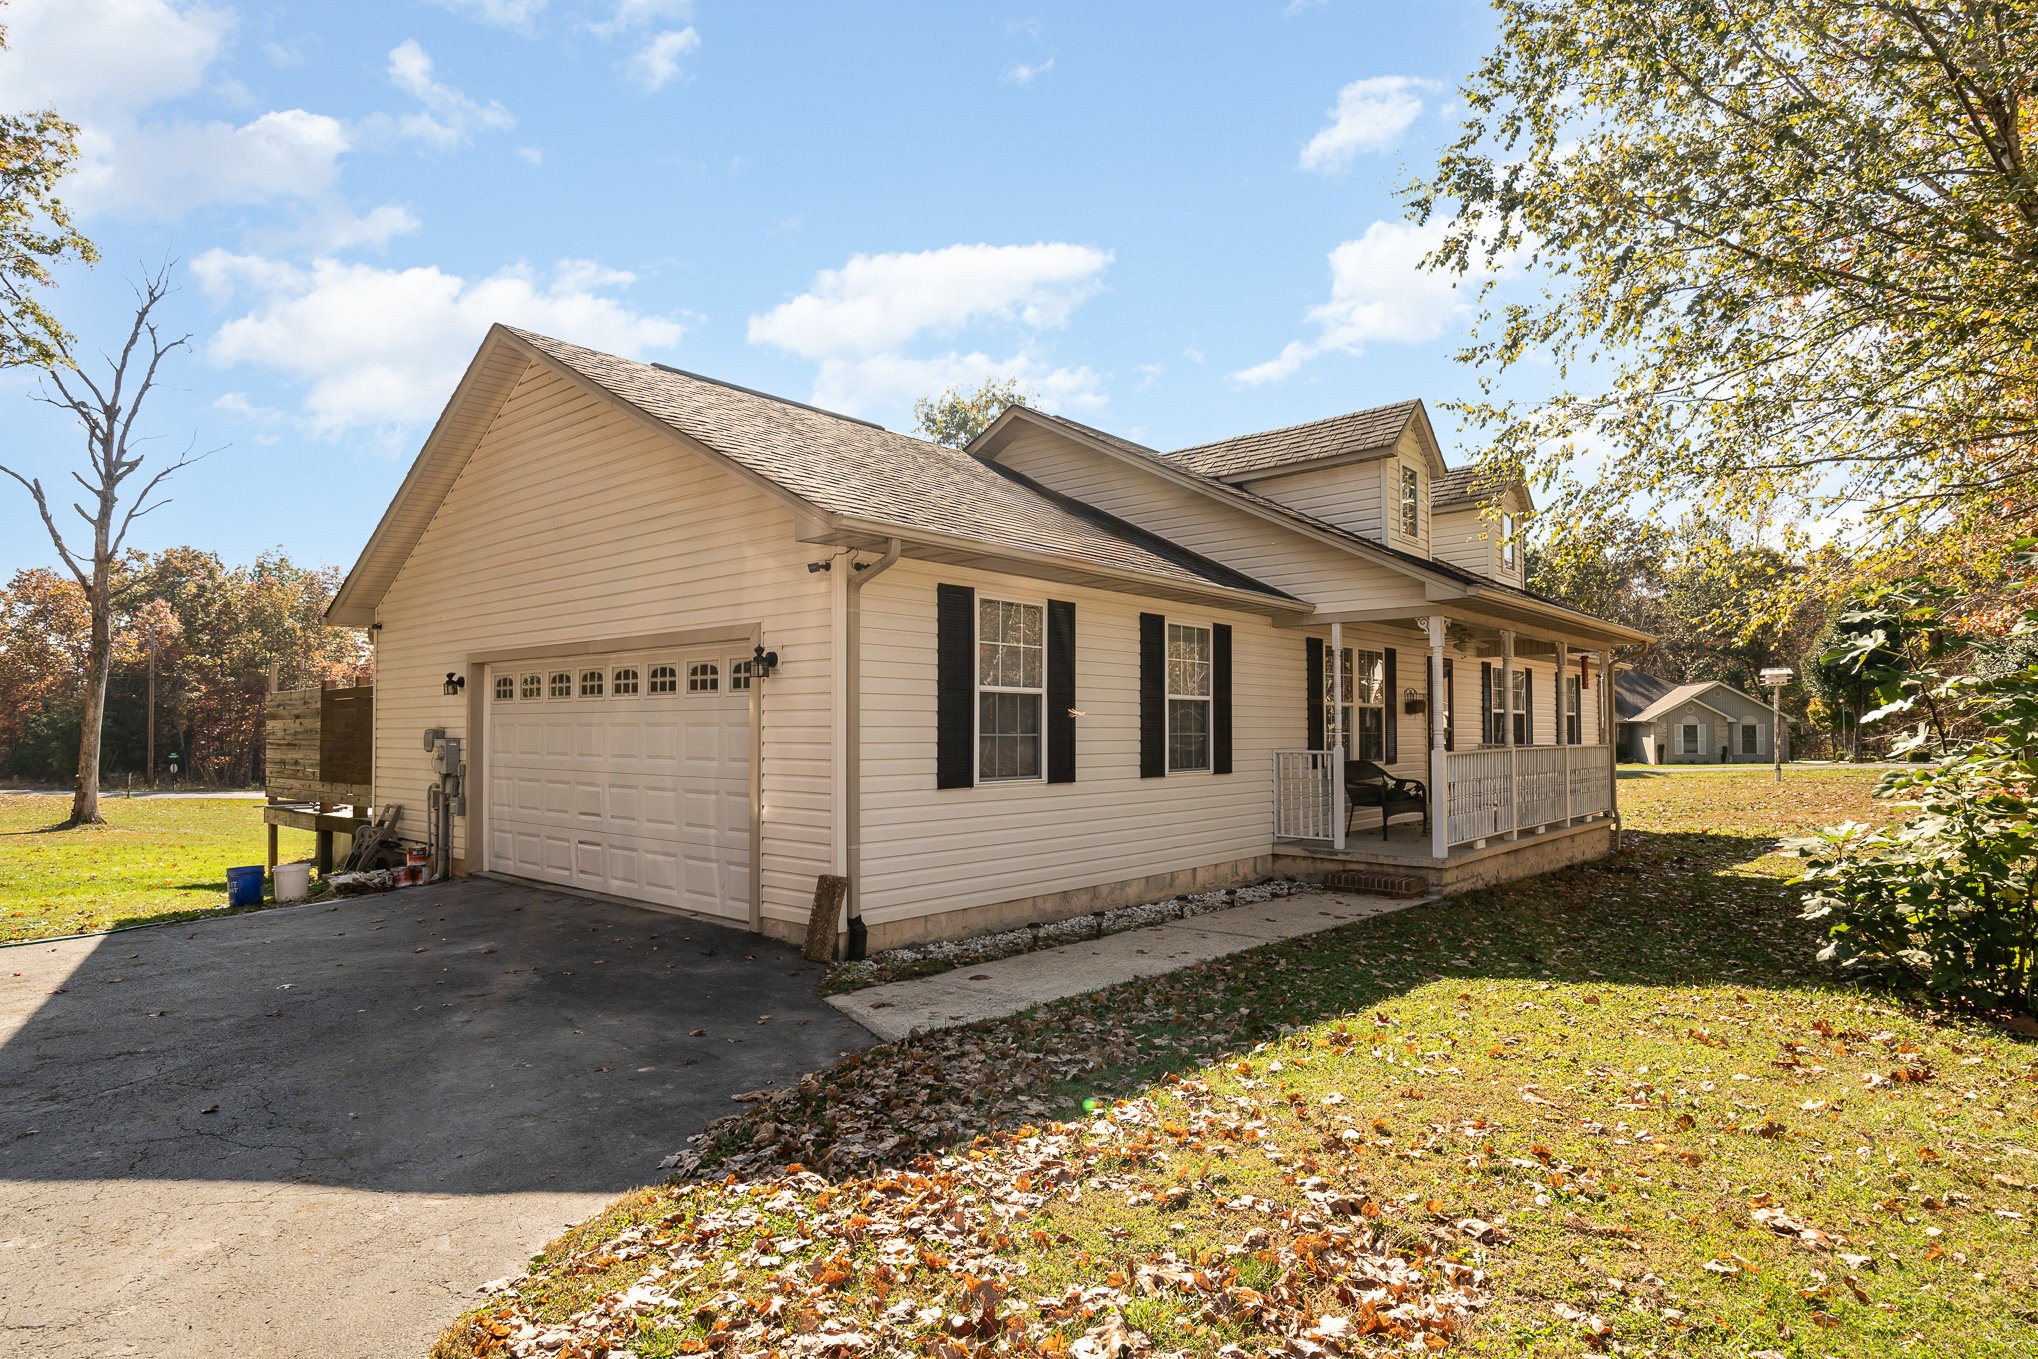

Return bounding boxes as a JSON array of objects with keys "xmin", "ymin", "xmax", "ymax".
[
  {"xmin": 1274, "ymin": 743, "xmax": 1614, "ymax": 853},
  {"xmin": 1274, "ymin": 750, "xmax": 1340, "ymax": 841},
  {"xmin": 1445, "ymin": 743, "xmax": 1613, "ymax": 848}
]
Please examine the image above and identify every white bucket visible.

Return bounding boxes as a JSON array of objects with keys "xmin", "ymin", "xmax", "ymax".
[{"xmin": 273, "ymin": 861, "xmax": 312, "ymax": 903}]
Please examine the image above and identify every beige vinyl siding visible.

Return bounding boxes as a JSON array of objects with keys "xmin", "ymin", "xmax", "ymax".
[
  {"xmin": 370, "ymin": 360, "xmax": 835, "ymax": 930},
  {"xmin": 1242, "ymin": 460, "xmax": 1388, "ymax": 541},
  {"xmin": 1431, "ymin": 506, "xmax": 1495, "ymax": 579},
  {"xmin": 992, "ymin": 426, "xmax": 1434, "ymax": 614},
  {"xmin": 855, "ymin": 559, "xmax": 1298, "ymax": 928}
]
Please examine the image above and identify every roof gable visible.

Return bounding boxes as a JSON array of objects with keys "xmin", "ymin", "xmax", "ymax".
[
  {"xmin": 1434, "ymin": 465, "xmax": 1534, "ymax": 515},
  {"xmin": 328, "ymin": 327, "xmax": 1297, "ymax": 626},
  {"xmin": 1620, "ymin": 678, "xmax": 1768, "ymax": 724},
  {"xmin": 1159, "ymin": 400, "xmax": 1452, "ymax": 482}
]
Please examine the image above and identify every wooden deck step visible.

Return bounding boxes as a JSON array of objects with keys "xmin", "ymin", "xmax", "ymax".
[{"xmin": 1321, "ymin": 869, "xmax": 1430, "ymax": 899}]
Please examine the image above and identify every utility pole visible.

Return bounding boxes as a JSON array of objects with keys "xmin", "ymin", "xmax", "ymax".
[
  {"xmin": 1761, "ymin": 667, "xmax": 1794, "ymax": 784},
  {"xmin": 146, "ymin": 628, "xmax": 157, "ymax": 788}
]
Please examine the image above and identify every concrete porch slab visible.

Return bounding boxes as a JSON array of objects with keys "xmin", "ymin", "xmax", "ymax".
[{"xmin": 827, "ymin": 889, "xmax": 1431, "ymax": 1042}]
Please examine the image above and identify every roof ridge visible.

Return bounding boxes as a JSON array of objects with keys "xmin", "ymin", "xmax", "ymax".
[
  {"xmin": 1168, "ymin": 397, "xmax": 1420, "ymax": 458},
  {"xmin": 647, "ymin": 361, "xmax": 890, "ymax": 432}
]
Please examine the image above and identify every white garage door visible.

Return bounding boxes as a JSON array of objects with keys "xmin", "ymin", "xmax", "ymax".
[{"xmin": 484, "ymin": 649, "xmax": 752, "ymax": 920}]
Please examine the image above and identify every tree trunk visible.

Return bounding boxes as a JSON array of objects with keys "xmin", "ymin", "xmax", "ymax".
[{"xmin": 70, "ymin": 577, "xmax": 112, "ymax": 826}]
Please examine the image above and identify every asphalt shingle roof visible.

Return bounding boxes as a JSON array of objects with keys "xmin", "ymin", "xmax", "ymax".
[
  {"xmin": 1162, "ymin": 401, "xmax": 1419, "ymax": 481},
  {"xmin": 1433, "ymin": 465, "xmax": 1511, "ymax": 510},
  {"xmin": 1012, "ymin": 409, "xmax": 1580, "ymax": 614},
  {"xmin": 511, "ymin": 329, "xmax": 1295, "ymax": 604}
]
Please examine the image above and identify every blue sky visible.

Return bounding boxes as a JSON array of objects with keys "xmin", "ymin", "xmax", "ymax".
[{"xmin": 0, "ymin": 0, "xmax": 1512, "ymax": 581}]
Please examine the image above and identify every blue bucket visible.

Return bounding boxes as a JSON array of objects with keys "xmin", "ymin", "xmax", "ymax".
[{"xmin": 226, "ymin": 865, "xmax": 265, "ymax": 907}]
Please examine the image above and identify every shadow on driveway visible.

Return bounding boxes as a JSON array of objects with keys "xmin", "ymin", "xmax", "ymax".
[{"xmin": 0, "ymin": 877, "xmax": 872, "ymax": 1357}]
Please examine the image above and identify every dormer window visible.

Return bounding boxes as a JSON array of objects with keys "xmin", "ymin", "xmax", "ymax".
[
  {"xmin": 1399, "ymin": 465, "xmax": 1420, "ymax": 538},
  {"xmin": 1501, "ymin": 512, "xmax": 1518, "ymax": 569}
]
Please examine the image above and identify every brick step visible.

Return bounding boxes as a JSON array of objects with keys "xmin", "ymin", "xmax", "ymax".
[{"xmin": 1321, "ymin": 870, "xmax": 1430, "ymax": 899}]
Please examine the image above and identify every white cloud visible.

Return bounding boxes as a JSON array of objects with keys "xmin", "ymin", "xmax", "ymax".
[
  {"xmin": 1298, "ymin": 75, "xmax": 1435, "ymax": 174},
  {"xmin": 66, "ymin": 109, "xmax": 352, "ymax": 217},
  {"xmin": 1002, "ymin": 57, "xmax": 1055, "ymax": 86},
  {"xmin": 516, "ymin": 145, "xmax": 545, "ymax": 166},
  {"xmin": 626, "ymin": 28, "xmax": 701, "ymax": 90},
  {"xmin": 277, "ymin": 202, "xmax": 422, "ymax": 253},
  {"xmin": 590, "ymin": 0, "xmax": 694, "ymax": 36},
  {"xmin": 426, "ymin": 0, "xmax": 550, "ymax": 33},
  {"xmin": 195, "ymin": 252, "xmax": 684, "ymax": 432},
  {"xmin": 386, "ymin": 40, "xmax": 516, "ymax": 147},
  {"xmin": 0, "ymin": 0, "xmax": 232, "ymax": 116},
  {"xmin": 1232, "ymin": 219, "xmax": 1480, "ymax": 384},
  {"xmin": 748, "ymin": 242, "xmax": 1113, "ymax": 417}
]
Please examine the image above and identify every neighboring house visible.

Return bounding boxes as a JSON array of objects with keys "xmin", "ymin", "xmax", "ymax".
[
  {"xmin": 327, "ymin": 326, "xmax": 1650, "ymax": 952},
  {"xmin": 1615, "ymin": 672, "xmax": 1784, "ymax": 764}
]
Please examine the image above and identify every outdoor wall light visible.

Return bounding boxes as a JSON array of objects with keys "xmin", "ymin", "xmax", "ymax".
[
  {"xmin": 442, "ymin": 673, "xmax": 466, "ymax": 696},
  {"xmin": 751, "ymin": 644, "xmax": 780, "ymax": 678}
]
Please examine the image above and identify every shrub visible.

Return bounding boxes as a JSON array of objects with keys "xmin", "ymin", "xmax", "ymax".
[{"xmin": 1793, "ymin": 579, "xmax": 2038, "ymax": 1013}]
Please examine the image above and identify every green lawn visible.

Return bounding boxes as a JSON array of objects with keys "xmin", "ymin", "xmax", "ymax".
[
  {"xmin": 0, "ymin": 795, "xmax": 313, "ymax": 943},
  {"xmin": 436, "ymin": 765, "xmax": 2038, "ymax": 1359}
]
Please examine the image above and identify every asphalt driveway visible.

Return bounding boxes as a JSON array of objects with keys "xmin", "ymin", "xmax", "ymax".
[{"xmin": 0, "ymin": 878, "xmax": 872, "ymax": 1359}]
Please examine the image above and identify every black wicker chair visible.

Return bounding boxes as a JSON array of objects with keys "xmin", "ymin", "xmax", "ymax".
[{"xmin": 1344, "ymin": 759, "xmax": 1429, "ymax": 839}]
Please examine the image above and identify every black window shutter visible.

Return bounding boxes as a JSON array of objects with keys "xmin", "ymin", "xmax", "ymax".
[
  {"xmin": 1139, "ymin": 613, "xmax": 1166, "ymax": 778},
  {"xmin": 1480, "ymin": 662, "xmax": 1493, "ymax": 745},
  {"xmin": 1524, "ymin": 672, "xmax": 1534, "ymax": 745},
  {"xmin": 1382, "ymin": 647, "xmax": 1398, "ymax": 763},
  {"xmin": 1306, "ymin": 637, "xmax": 1325, "ymax": 750},
  {"xmin": 936, "ymin": 584, "xmax": 975, "ymax": 788},
  {"xmin": 1212, "ymin": 624, "xmax": 1233, "ymax": 774},
  {"xmin": 1445, "ymin": 658, "xmax": 1456, "ymax": 752},
  {"xmin": 1046, "ymin": 599, "xmax": 1076, "ymax": 784}
]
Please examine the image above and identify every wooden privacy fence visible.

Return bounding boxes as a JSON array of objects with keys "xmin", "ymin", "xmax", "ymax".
[{"xmin": 265, "ymin": 684, "xmax": 373, "ymax": 807}]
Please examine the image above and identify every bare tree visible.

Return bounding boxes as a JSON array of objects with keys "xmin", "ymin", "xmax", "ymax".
[{"xmin": 0, "ymin": 267, "xmax": 204, "ymax": 825}]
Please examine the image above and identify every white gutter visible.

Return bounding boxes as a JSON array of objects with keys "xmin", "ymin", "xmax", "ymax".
[{"xmin": 842, "ymin": 538, "xmax": 903, "ymax": 955}]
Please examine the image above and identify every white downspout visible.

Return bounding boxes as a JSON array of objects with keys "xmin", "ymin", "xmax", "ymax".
[{"xmin": 843, "ymin": 539, "xmax": 903, "ymax": 952}]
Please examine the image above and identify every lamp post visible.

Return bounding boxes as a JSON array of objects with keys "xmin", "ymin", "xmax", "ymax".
[{"xmin": 1760, "ymin": 667, "xmax": 1793, "ymax": 784}]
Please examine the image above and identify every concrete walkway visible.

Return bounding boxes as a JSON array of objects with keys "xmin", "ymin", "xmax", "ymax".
[{"xmin": 828, "ymin": 888, "xmax": 1429, "ymax": 1042}]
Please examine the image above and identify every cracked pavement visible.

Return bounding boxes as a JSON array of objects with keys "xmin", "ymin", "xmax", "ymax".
[{"xmin": 0, "ymin": 879, "xmax": 871, "ymax": 1358}]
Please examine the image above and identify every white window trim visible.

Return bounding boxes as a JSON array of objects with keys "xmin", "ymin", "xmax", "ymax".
[
  {"xmin": 974, "ymin": 594, "xmax": 1048, "ymax": 785},
  {"xmin": 1398, "ymin": 465, "xmax": 1420, "ymax": 540},
  {"xmin": 1166, "ymin": 620, "xmax": 1214, "ymax": 773}
]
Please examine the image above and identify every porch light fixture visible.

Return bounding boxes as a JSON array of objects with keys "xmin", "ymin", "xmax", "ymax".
[
  {"xmin": 442, "ymin": 672, "xmax": 466, "ymax": 696},
  {"xmin": 1402, "ymin": 687, "xmax": 1425, "ymax": 715},
  {"xmin": 751, "ymin": 644, "xmax": 780, "ymax": 679}
]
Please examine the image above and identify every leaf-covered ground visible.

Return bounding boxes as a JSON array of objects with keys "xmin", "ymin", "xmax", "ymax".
[
  {"xmin": 0, "ymin": 794, "xmax": 312, "ymax": 942},
  {"xmin": 434, "ymin": 767, "xmax": 2038, "ymax": 1358}
]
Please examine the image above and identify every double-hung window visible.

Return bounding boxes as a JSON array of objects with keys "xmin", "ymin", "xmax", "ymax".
[
  {"xmin": 1501, "ymin": 512, "xmax": 1518, "ymax": 570},
  {"xmin": 1323, "ymin": 647, "xmax": 1385, "ymax": 759},
  {"xmin": 977, "ymin": 598, "xmax": 1044, "ymax": 781},
  {"xmin": 1166, "ymin": 623, "xmax": 1213, "ymax": 771},
  {"xmin": 1742, "ymin": 722, "xmax": 1759, "ymax": 755},
  {"xmin": 1490, "ymin": 667, "xmax": 1531, "ymax": 745},
  {"xmin": 1565, "ymin": 675, "xmax": 1582, "ymax": 745},
  {"xmin": 1681, "ymin": 723, "xmax": 1700, "ymax": 755},
  {"xmin": 1398, "ymin": 465, "xmax": 1420, "ymax": 538}
]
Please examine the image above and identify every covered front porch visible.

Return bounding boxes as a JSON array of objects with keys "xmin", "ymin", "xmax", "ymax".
[{"xmin": 1269, "ymin": 603, "xmax": 1633, "ymax": 892}]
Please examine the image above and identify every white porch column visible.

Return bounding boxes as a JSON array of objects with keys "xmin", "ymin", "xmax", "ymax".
[
  {"xmin": 1556, "ymin": 640, "xmax": 1571, "ymax": 824},
  {"xmin": 1329, "ymin": 621, "xmax": 1345, "ymax": 852},
  {"xmin": 1501, "ymin": 629, "xmax": 1518, "ymax": 840},
  {"xmin": 1598, "ymin": 650, "xmax": 1618, "ymax": 828},
  {"xmin": 1427, "ymin": 615, "xmax": 1449, "ymax": 860}
]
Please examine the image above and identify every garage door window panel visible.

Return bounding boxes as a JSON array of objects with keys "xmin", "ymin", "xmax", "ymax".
[
  {"xmin": 612, "ymin": 667, "xmax": 640, "ymax": 696},
  {"xmin": 580, "ymin": 669, "xmax": 604, "ymax": 698},
  {"xmin": 549, "ymin": 671, "xmax": 572, "ymax": 699},
  {"xmin": 494, "ymin": 675, "xmax": 515, "ymax": 702},
  {"xmin": 649, "ymin": 665, "xmax": 678, "ymax": 694},
  {"xmin": 688, "ymin": 662, "xmax": 719, "ymax": 694},
  {"xmin": 977, "ymin": 598, "xmax": 1044, "ymax": 782}
]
